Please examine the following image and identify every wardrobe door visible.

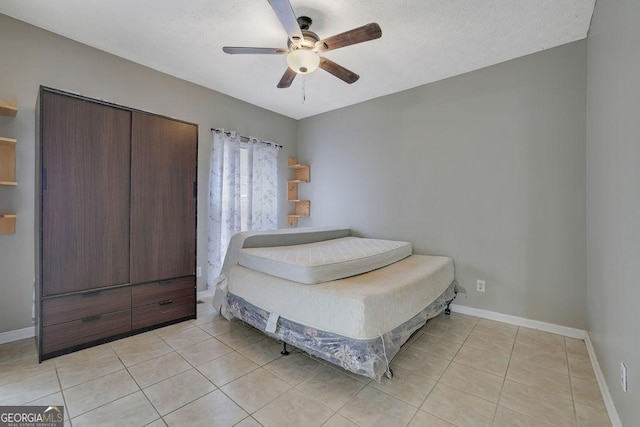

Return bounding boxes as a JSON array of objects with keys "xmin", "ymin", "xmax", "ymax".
[
  {"xmin": 130, "ymin": 112, "xmax": 197, "ymax": 283},
  {"xmin": 41, "ymin": 91, "xmax": 131, "ymax": 296}
]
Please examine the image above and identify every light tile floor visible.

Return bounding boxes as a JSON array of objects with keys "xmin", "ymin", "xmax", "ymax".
[{"xmin": 0, "ymin": 298, "xmax": 612, "ymax": 427}]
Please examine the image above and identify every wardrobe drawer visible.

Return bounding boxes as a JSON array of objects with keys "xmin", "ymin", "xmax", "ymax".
[
  {"xmin": 132, "ymin": 296, "xmax": 194, "ymax": 330},
  {"xmin": 132, "ymin": 277, "xmax": 195, "ymax": 307},
  {"xmin": 42, "ymin": 287, "xmax": 131, "ymax": 327},
  {"xmin": 42, "ymin": 309, "xmax": 131, "ymax": 354}
]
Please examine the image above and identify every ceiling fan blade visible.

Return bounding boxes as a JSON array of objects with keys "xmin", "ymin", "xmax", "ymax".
[
  {"xmin": 277, "ymin": 67, "xmax": 297, "ymax": 88},
  {"xmin": 316, "ymin": 23, "xmax": 382, "ymax": 52},
  {"xmin": 223, "ymin": 47, "xmax": 288, "ymax": 54},
  {"xmin": 319, "ymin": 58, "xmax": 359, "ymax": 84},
  {"xmin": 267, "ymin": 0, "xmax": 304, "ymax": 44}
]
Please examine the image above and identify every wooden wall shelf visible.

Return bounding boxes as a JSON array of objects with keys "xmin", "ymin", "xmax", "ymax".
[
  {"xmin": 0, "ymin": 137, "xmax": 17, "ymax": 185},
  {"xmin": 287, "ymin": 157, "xmax": 310, "ymax": 182},
  {"xmin": 287, "ymin": 157, "xmax": 310, "ymax": 226},
  {"xmin": 0, "ymin": 98, "xmax": 18, "ymax": 117},
  {"xmin": 0, "ymin": 214, "xmax": 17, "ymax": 235}
]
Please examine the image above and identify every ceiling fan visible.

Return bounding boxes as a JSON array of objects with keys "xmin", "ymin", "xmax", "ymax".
[{"xmin": 223, "ymin": 0, "xmax": 382, "ymax": 88}]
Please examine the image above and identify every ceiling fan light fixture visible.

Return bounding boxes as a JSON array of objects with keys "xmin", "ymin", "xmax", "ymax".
[
  {"xmin": 287, "ymin": 48, "xmax": 320, "ymax": 74},
  {"xmin": 221, "ymin": 1, "xmax": 381, "ymax": 88}
]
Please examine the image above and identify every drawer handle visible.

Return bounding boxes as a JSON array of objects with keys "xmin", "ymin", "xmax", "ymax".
[
  {"xmin": 159, "ymin": 300, "xmax": 174, "ymax": 306},
  {"xmin": 158, "ymin": 279, "xmax": 174, "ymax": 285},
  {"xmin": 81, "ymin": 315, "xmax": 102, "ymax": 323},
  {"xmin": 82, "ymin": 291, "xmax": 102, "ymax": 298}
]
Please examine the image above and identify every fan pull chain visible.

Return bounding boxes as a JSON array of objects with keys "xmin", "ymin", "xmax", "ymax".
[{"xmin": 301, "ymin": 75, "xmax": 306, "ymax": 104}]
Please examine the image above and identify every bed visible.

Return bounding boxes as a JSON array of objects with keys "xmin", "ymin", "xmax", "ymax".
[{"xmin": 212, "ymin": 227, "xmax": 460, "ymax": 381}]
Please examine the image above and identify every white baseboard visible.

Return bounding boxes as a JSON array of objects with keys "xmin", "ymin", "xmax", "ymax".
[
  {"xmin": 585, "ymin": 333, "xmax": 623, "ymax": 427},
  {"xmin": 449, "ymin": 304, "xmax": 586, "ymax": 339},
  {"xmin": 0, "ymin": 326, "xmax": 35, "ymax": 344}
]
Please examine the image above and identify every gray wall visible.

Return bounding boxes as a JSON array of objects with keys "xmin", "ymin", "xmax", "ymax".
[
  {"xmin": 298, "ymin": 41, "xmax": 587, "ymax": 329},
  {"xmin": 586, "ymin": 0, "xmax": 640, "ymax": 424},
  {"xmin": 0, "ymin": 14, "xmax": 297, "ymax": 334}
]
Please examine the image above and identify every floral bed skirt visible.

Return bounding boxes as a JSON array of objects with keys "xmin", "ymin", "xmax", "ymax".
[{"xmin": 226, "ymin": 280, "xmax": 458, "ymax": 381}]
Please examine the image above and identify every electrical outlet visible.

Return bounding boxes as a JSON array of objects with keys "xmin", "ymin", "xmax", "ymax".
[
  {"xmin": 621, "ymin": 362, "xmax": 628, "ymax": 392},
  {"xmin": 477, "ymin": 280, "xmax": 486, "ymax": 292},
  {"xmin": 196, "ymin": 266, "xmax": 202, "ymax": 277}
]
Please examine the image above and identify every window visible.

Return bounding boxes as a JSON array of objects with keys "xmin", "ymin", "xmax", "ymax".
[{"xmin": 208, "ymin": 131, "xmax": 280, "ymax": 282}]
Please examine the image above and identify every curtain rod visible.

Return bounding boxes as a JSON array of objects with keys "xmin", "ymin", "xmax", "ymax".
[{"xmin": 210, "ymin": 128, "xmax": 282, "ymax": 148}]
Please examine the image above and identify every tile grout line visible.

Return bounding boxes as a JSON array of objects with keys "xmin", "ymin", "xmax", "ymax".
[
  {"xmin": 158, "ymin": 389, "xmax": 220, "ymax": 424},
  {"xmin": 565, "ymin": 336, "xmax": 579, "ymax": 427},
  {"xmin": 67, "ymin": 330, "xmax": 206, "ymax": 424},
  {"xmin": 493, "ymin": 327, "xmax": 569, "ymax": 425},
  {"xmin": 401, "ymin": 324, "xmax": 464, "ymax": 427},
  {"xmin": 215, "ymin": 366, "xmax": 294, "ymax": 417},
  {"xmin": 54, "ymin": 362, "xmax": 72, "ymax": 426},
  {"xmin": 424, "ymin": 319, "xmax": 556, "ymax": 423},
  {"xmin": 491, "ymin": 324, "xmax": 518, "ymax": 426},
  {"xmin": 158, "ymin": 317, "xmax": 229, "ymax": 420},
  {"xmin": 463, "ymin": 318, "xmax": 503, "ymax": 426},
  {"xmin": 410, "ymin": 315, "xmax": 487, "ymax": 426},
  {"xmin": 496, "ymin": 328, "xmax": 574, "ymax": 427},
  {"xmin": 68, "ymin": 389, "xmax": 142, "ymax": 423},
  {"xmin": 291, "ymin": 366, "xmax": 360, "ymax": 420}
]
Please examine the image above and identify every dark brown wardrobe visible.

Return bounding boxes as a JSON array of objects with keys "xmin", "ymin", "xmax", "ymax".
[{"xmin": 35, "ymin": 87, "xmax": 198, "ymax": 360}]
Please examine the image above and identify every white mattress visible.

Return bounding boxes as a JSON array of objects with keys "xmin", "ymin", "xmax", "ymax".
[
  {"xmin": 228, "ymin": 254, "xmax": 454, "ymax": 340},
  {"xmin": 238, "ymin": 236, "xmax": 412, "ymax": 284}
]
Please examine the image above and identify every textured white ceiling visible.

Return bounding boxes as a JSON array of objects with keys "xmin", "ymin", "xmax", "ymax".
[{"xmin": 0, "ymin": 0, "xmax": 594, "ymax": 119}]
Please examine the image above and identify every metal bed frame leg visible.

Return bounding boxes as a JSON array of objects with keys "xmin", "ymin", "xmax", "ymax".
[
  {"xmin": 444, "ymin": 291, "xmax": 457, "ymax": 316},
  {"xmin": 444, "ymin": 302, "xmax": 451, "ymax": 316},
  {"xmin": 281, "ymin": 342, "xmax": 290, "ymax": 355},
  {"xmin": 385, "ymin": 367, "xmax": 394, "ymax": 379}
]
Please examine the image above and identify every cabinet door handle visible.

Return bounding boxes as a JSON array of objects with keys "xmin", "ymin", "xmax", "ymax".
[
  {"xmin": 159, "ymin": 300, "xmax": 173, "ymax": 306},
  {"xmin": 81, "ymin": 315, "xmax": 102, "ymax": 323},
  {"xmin": 82, "ymin": 291, "xmax": 102, "ymax": 298},
  {"xmin": 158, "ymin": 279, "xmax": 174, "ymax": 285}
]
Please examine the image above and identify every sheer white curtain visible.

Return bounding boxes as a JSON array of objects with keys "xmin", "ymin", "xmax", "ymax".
[{"xmin": 208, "ymin": 130, "xmax": 279, "ymax": 286}]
